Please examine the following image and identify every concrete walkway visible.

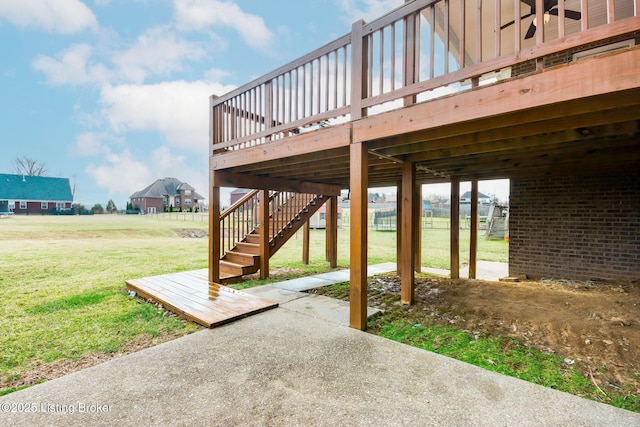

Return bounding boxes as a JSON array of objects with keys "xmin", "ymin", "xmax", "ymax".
[{"xmin": 1, "ymin": 264, "xmax": 638, "ymax": 426}]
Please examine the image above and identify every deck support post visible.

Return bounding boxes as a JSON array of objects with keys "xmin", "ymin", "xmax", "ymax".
[
  {"xmin": 303, "ymin": 220, "xmax": 310, "ymax": 265},
  {"xmin": 469, "ymin": 180, "xmax": 479, "ymax": 279},
  {"xmin": 349, "ymin": 142, "xmax": 368, "ymax": 330},
  {"xmin": 450, "ymin": 177, "xmax": 460, "ymax": 279},
  {"xmin": 259, "ymin": 189, "xmax": 270, "ymax": 279},
  {"xmin": 414, "ymin": 180, "xmax": 422, "ymax": 273},
  {"xmin": 396, "ymin": 181, "xmax": 402, "ymax": 277},
  {"xmin": 326, "ymin": 195, "xmax": 338, "ymax": 268},
  {"xmin": 401, "ymin": 161, "xmax": 415, "ymax": 304},
  {"xmin": 208, "ymin": 179, "xmax": 220, "ymax": 285}
]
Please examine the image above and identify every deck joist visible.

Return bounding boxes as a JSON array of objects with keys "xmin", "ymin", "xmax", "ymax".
[{"xmin": 125, "ymin": 269, "xmax": 278, "ymax": 328}]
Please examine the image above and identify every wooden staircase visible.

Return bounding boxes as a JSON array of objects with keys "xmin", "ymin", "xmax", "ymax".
[{"xmin": 219, "ymin": 191, "xmax": 327, "ymax": 283}]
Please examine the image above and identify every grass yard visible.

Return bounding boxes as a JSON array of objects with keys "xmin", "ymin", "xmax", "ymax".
[
  {"xmin": 0, "ymin": 213, "xmax": 506, "ymax": 396},
  {"xmin": 0, "ymin": 215, "xmax": 208, "ymax": 395}
]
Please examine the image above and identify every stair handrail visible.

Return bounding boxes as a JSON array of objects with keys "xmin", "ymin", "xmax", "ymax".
[
  {"xmin": 219, "ymin": 189, "xmax": 260, "ymax": 257},
  {"xmin": 268, "ymin": 192, "xmax": 317, "ymax": 244}
]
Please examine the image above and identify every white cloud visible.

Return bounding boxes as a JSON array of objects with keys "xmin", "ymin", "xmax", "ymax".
[
  {"xmin": 174, "ymin": 0, "xmax": 274, "ymax": 50},
  {"xmin": 71, "ymin": 132, "xmax": 110, "ymax": 157},
  {"xmin": 337, "ymin": 0, "xmax": 403, "ymax": 23},
  {"xmin": 33, "ymin": 44, "xmax": 111, "ymax": 86},
  {"xmin": 34, "ymin": 29, "xmax": 206, "ymax": 86},
  {"xmin": 0, "ymin": 0, "xmax": 98, "ymax": 34},
  {"xmin": 70, "ymin": 132, "xmax": 125, "ymax": 157},
  {"xmin": 33, "ymin": 44, "xmax": 112, "ymax": 86},
  {"xmin": 99, "ymin": 79, "xmax": 236, "ymax": 152},
  {"xmin": 85, "ymin": 149, "xmax": 152, "ymax": 196},
  {"xmin": 112, "ymin": 27, "xmax": 206, "ymax": 84}
]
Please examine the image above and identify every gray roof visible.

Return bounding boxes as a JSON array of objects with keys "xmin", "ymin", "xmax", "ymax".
[
  {"xmin": 460, "ymin": 191, "xmax": 491, "ymax": 199},
  {"xmin": 0, "ymin": 173, "xmax": 73, "ymax": 202},
  {"xmin": 130, "ymin": 177, "xmax": 204, "ymax": 200}
]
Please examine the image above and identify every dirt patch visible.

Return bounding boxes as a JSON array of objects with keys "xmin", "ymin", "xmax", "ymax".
[
  {"xmin": 172, "ymin": 228, "xmax": 208, "ymax": 238},
  {"xmin": 312, "ymin": 275, "xmax": 640, "ymax": 394}
]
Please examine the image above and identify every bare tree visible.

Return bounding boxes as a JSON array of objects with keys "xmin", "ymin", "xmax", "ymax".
[{"xmin": 13, "ymin": 156, "xmax": 48, "ymax": 176}]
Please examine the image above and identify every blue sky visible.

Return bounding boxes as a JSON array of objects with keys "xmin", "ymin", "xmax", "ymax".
[{"xmin": 0, "ymin": 0, "xmax": 507, "ymax": 208}]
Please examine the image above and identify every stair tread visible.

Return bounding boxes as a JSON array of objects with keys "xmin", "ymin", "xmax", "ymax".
[{"xmin": 227, "ymin": 250, "xmax": 259, "ymax": 257}]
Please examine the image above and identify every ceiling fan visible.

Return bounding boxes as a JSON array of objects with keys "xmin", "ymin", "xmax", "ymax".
[{"xmin": 501, "ymin": 0, "xmax": 582, "ymax": 40}]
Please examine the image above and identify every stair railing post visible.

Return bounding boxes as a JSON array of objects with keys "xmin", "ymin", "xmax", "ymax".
[
  {"xmin": 259, "ymin": 189, "xmax": 270, "ymax": 279},
  {"xmin": 326, "ymin": 195, "xmax": 338, "ymax": 268},
  {"xmin": 209, "ymin": 179, "xmax": 221, "ymax": 285},
  {"xmin": 303, "ymin": 220, "xmax": 310, "ymax": 265}
]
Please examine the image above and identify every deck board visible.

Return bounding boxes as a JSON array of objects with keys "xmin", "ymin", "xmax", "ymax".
[{"xmin": 126, "ymin": 269, "xmax": 278, "ymax": 328}]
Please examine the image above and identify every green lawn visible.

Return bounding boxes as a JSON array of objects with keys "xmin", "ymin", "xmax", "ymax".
[
  {"xmin": 0, "ymin": 215, "xmax": 207, "ymax": 395},
  {"xmin": 0, "ymin": 213, "xmax": 506, "ymax": 396}
]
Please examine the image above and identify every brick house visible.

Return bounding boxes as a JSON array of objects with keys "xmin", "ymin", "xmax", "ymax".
[
  {"xmin": 129, "ymin": 177, "xmax": 204, "ymax": 213},
  {"xmin": 0, "ymin": 173, "xmax": 73, "ymax": 215}
]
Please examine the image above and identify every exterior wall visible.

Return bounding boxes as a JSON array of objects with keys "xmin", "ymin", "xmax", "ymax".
[
  {"xmin": 509, "ymin": 172, "xmax": 640, "ymax": 281},
  {"xmin": 10, "ymin": 200, "xmax": 72, "ymax": 214}
]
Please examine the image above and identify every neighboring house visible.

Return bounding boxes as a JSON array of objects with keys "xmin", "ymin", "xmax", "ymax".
[
  {"xmin": 129, "ymin": 177, "xmax": 204, "ymax": 213},
  {"xmin": 229, "ymin": 188, "xmax": 254, "ymax": 208},
  {"xmin": 0, "ymin": 173, "xmax": 73, "ymax": 214},
  {"xmin": 460, "ymin": 191, "xmax": 492, "ymax": 205}
]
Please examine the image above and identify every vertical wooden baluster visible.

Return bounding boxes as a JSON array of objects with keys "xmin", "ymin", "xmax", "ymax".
[
  {"xmin": 460, "ymin": 0, "xmax": 466, "ymax": 68},
  {"xmin": 368, "ymin": 33, "xmax": 373, "ymax": 99},
  {"xmin": 580, "ymin": 0, "xmax": 588, "ymax": 31},
  {"xmin": 333, "ymin": 49, "xmax": 338, "ymax": 110},
  {"xmin": 430, "ymin": 6, "xmax": 436, "ymax": 78},
  {"xmin": 476, "ymin": 0, "xmax": 482, "ymax": 64},
  {"xmin": 342, "ymin": 46, "xmax": 347, "ymax": 108},
  {"xmin": 316, "ymin": 59, "xmax": 322, "ymax": 115},
  {"xmin": 324, "ymin": 54, "xmax": 329, "ymax": 112},
  {"xmin": 557, "ymin": 0, "xmax": 565, "ymax": 38},
  {"xmin": 444, "ymin": 0, "xmax": 450, "ymax": 73},
  {"xmin": 495, "ymin": 0, "xmax": 500, "ymax": 58},
  {"xmin": 536, "ymin": 0, "xmax": 544, "ymax": 45},
  {"xmin": 515, "ymin": 0, "xmax": 521, "ymax": 52},
  {"xmin": 391, "ymin": 22, "xmax": 396, "ymax": 91},
  {"xmin": 379, "ymin": 29, "xmax": 385, "ymax": 95}
]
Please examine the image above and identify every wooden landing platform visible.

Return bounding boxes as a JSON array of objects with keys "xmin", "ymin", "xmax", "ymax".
[{"xmin": 125, "ymin": 269, "xmax": 278, "ymax": 328}]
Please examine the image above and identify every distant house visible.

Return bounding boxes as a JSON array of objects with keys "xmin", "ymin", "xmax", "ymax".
[
  {"xmin": 229, "ymin": 188, "xmax": 254, "ymax": 206},
  {"xmin": 129, "ymin": 177, "xmax": 204, "ymax": 213},
  {"xmin": 460, "ymin": 191, "xmax": 493, "ymax": 205},
  {"xmin": 0, "ymin": 173, "xmax": 73, "ymax": 215}
]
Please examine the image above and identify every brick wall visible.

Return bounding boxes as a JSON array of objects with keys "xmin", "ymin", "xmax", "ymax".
[
  {"xmin": 511, "ymin": 34, "xmax": 640, "ymax": 77},
  {"xmin": 509, "ymin": 172, "xmax": 640, "ymax": 281}
]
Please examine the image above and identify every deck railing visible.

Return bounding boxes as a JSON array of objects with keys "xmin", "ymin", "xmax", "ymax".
[{"xmin": 211, "ymin": 0, "xmax": 639, "ymax": 153}]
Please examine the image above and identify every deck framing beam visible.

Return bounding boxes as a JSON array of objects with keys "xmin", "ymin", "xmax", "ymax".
[{"xmin": 211, "ymin": 170, "xmax": 341, "ymax": 196}]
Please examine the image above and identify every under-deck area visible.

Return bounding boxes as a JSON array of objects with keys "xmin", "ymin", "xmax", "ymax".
[{"xmin": 209, "ymin": 0, "xmax": 640, "ymax": 329}]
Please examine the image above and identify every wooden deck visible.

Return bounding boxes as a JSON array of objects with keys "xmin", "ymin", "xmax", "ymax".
[{"xmin": 125, "ymin": 269, "xmax": 278, "ymax": 328}]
